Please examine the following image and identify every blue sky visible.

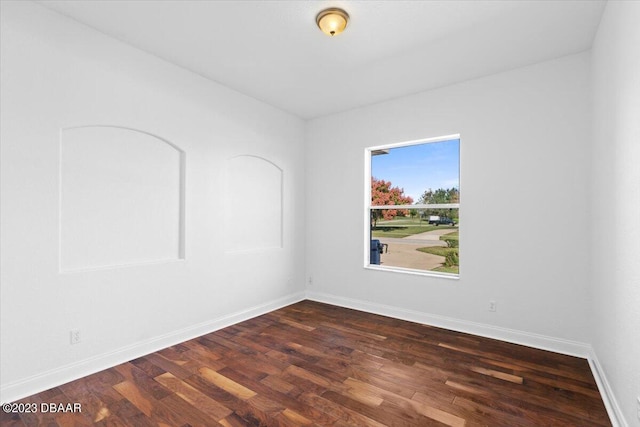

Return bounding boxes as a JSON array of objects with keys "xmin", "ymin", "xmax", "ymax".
[{"xmin": 371, "ymin": 139, "xmax": 459, "ymax": 202}]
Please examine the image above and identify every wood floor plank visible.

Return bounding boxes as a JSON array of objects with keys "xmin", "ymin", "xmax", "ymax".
[
  {"xmin": 154, "ymin": 372, "xmax": 233, "ymax": 421},
  {"xmin": 284, "ymin": 364, "xmax": 334, "ymax": 389},
  {"xmin": 273, "ymin": 315, "xmax": 317, "ymax": 332},
  {"xmin": 260, "ymin": 374, "xmax": 296, "ymax": 394},
  {"xmin": 279, "ymin": 408, "xmax": 314, "ymax": 425},
  {"xmin": 112, "ymin": 381, "xmax": 156, "ymax": 417},
  {"xmin": 113, "ymin": 379, "xmax": 205, "ymax": 427},
  {"xmin": 198, "ymin": 367, "xmax": 257, "ymax": 400},
  {"xmin": 141, "ymin": 353, "xmax": 193, "ymax": 380},
  {"xmin": 344, "ymin": 377, "xmax": 465, "ymax": 427},
  {"xmin": 113, "ymin": 362, "xmax": 173, "ymax": 401},
  {"xmin": 215, "ymin": 365, "xmax": 339, "ymax": 424},
  {"xmin": 183, "ymin": 374, "xmax": 262, "ymax": 423},
  {"xmin": 469, "ymin": 366, "xmax": 524, "ymax": 384},
  {"xmin": 322, "ymin": 389, "xmax": 428, "ymax": 427},
  {"xmin": 4, "ymin": 300, "xmax": 611, "ymax": 426},
  {"xmin": 298, "ymin": 392, "xmax": 387, "ymax": 427},
  {"xmin": 319, "ymin": 322, "xmax": 388, "ymax": 341},
  {"xmin": 478, "ymin": 356, "xmax": 594, "ymax": 383},
  {"xmin": 159, "ymin": 393, "xmax": 223, "ymax": 426},
  {"xmin": 342, "ymin": 379, "xmax": 385, "ymax": 407}
]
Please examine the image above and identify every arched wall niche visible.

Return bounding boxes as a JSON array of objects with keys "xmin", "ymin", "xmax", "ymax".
[
  {"xmin": 224, "ymin": 155, "xmax": 283, "ymax": 253},
  {"xmin": 59, "ymin": 125, "xmax": 185, "ymax": 272}
]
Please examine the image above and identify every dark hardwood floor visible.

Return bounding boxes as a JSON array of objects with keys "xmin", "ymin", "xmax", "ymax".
[{"xmin": 1, "ymin": 300, "xmax": 611, "ymax": 426}]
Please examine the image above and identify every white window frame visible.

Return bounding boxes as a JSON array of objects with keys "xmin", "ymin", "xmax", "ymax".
[{"xmin": 364, "ymin": 134, "xmax": 460, "ymax": 279}]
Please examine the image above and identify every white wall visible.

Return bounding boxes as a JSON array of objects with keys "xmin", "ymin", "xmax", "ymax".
[
  {"xmin": 591, "ymin": 1, "xmax": 640, "ymax": 425},
  {"xmin": 306, "ymin": 53, "xmax": 592, "ymax": 352},
  {"xmin": 0, "ymin": 1, "xmax": 306, "ymax": 402}
]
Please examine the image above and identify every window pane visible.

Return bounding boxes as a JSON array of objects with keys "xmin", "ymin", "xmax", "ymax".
[
  {"xmin": 371, "ymin": 139, "xmax": 460, "ymax": 206},
  {"xmin": 370, "ymin": 207, "xmax": 459, "ymax": 274}
]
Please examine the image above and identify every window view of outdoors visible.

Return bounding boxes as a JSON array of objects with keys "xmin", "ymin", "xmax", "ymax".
[{"xmin": 369, "ymin": 138, "xmax": 460, "ymax": 275}]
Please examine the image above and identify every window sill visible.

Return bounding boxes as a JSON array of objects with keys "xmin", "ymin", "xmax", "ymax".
[{"xmin": 364, "ymin": 264, "xmax": 459, "ymax": 280}]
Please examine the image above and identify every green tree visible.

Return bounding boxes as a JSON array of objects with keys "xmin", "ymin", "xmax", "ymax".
[
  {"xmin": 418, "ymin": 187, "xmax": 459, "ymax": 204},
  {"xmin": 418, "ymin": 187, "xmax": 459, "ymax": 221}
]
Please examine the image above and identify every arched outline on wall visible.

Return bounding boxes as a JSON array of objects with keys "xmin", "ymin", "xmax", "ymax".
[
  {"xmin": 227, "ymin": 154, "xmax": 283, "ymax": 173},
  {"xmin": 224, "ymin": 154, "xmax": 284, "ymax": 253},
  {"xmin": 59, "ymin": 125, "xmax": 186, "ymax": 273}
]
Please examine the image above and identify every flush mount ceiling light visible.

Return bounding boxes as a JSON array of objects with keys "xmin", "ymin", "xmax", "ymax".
[{"xmin": 316, "ymin": 8, "xmax": 349, "ymax": 37}]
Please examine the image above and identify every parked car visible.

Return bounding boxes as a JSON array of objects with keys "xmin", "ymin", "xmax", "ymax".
[{"xmin": 428, "ymin": 215, "xmax": 455, "ymax": 226}]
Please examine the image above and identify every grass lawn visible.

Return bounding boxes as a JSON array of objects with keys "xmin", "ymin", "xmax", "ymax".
[
  {"xmin": 433, "ymin": 265, "xmax": 459, "ymax": 274},
  {"xmin": 416, "ymin": 246, "xmax": 455, "ymax": 257},
  {"xmin": 440, "ymin": 230, "xmax": 458, "ymax": 242},
  {"xmin": 419, "ymin": 230, "xmax": 459, "ymax": 274},
  {"xmin": 418, "ymin": 247, "xmax": 459, "ymax": 274},
  {"xmin": 372, "ymin": 218, "xmax": 456, "ymax": 238}
]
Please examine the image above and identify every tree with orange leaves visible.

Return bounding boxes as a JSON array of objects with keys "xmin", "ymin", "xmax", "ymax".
[{"xmin": 371, "ymin": 177, "xmax": 413, "ymax": 226}]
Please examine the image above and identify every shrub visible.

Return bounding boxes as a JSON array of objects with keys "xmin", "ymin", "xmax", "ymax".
[
  {"xmin": 444, "ymin": 250, "xmax": 459, "ymax": 267},
  {"xmin": 442, "ymin": 237, "xmax": 459, "ymax": 248}
]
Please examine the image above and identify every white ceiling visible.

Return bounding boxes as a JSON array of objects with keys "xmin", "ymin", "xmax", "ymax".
[{"xmin": 38, "ymin": 0, "xmax": 606, "ymax": 119}]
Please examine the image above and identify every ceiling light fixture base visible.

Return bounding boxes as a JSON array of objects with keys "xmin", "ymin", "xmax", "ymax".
[{"xmin": 316, "ymin": 8, "xmax": 349, "ymax": 37}]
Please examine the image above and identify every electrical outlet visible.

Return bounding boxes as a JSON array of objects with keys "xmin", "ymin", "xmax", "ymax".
[
  {"xmin": 489, "ymin": 300, "xmax": 497, "ymax": 312},
  {"xmin": 70, "ymin": 329, "xmax": 81, "ymax": 345},
  {"xmin": 636, "ymin": 396, "xmax": 640, "ymax": 420}
]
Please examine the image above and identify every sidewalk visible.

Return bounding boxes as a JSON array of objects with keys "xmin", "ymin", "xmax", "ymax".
[
  {"xmin": 378, "ymin": 241, "xmax": 444, "ymax": 270},
  {"xmin": 406, "ymin": 228, "xmax": 457, "ymax": 241}
]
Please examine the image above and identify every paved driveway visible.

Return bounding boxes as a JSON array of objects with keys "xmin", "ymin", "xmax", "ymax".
[
  {"xmin": 378, "ymin": 243, "xmax": 444, "ymax": 270},
  {"xmin": 376, "ymin": 228, "xmax": 456, "ymax": 270}
]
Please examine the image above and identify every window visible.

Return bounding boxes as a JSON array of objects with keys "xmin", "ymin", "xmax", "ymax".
[{"xmin": 365, "ymin": 135, "xmax": 460, "ymax": 277}]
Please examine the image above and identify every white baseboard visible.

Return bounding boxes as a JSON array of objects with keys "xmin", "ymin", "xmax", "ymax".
[
  {"xmin": 0, "ymin": 291, "xmax": 306, "ymax": 404},
  {"xmin": 588, "ymin": 348, "xmax": 628, "ymax": 427},
  {"xmin": 306, "ymin": 291, "xmax": 591, "ymax": 357}
]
